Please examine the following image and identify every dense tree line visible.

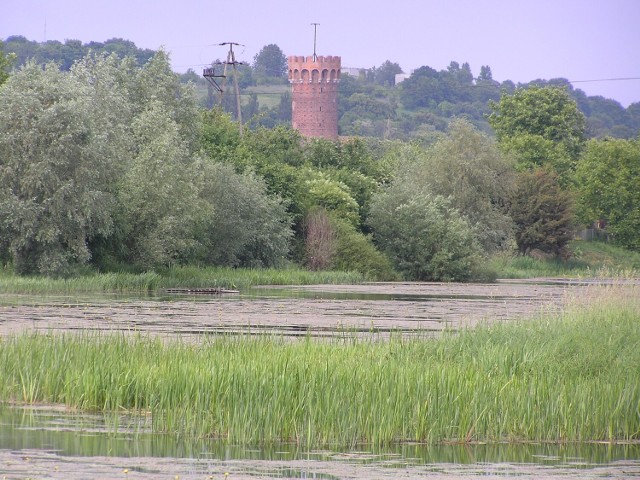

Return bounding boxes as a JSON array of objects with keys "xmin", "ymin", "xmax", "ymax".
[
  {"xmin": 489, "ymin": 86, "xmax": 639, "ymax": 254},
  {"xmin": 0, "ymin": 52, "xmax": 291, "ymax": 275},
  {"xmin": 1, "ymin": 43, "xmax": 638, "ymax": 280},
  {"xmin": 3, "ymin": 36, "xmax": 155, "ymax": 70}
]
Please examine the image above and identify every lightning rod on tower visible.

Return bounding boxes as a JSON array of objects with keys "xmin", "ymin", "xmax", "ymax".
[{"xmin": 311, "ymin": 23, "xmax": 319, "ymax": 61}]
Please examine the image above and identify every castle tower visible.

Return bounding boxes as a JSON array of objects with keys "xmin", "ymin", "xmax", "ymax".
[{"xmin": 288, "ymin": 55, "xmax": 341, "ymax": 139}]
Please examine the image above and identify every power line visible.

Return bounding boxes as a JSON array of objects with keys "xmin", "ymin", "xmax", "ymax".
[
  {"xmin": 4, "ymin": 74, "xmax": 639, "ymax": 101},
  {"xmin": 568, "ymin": 77, "xmax": 640, "ymax": 84}
]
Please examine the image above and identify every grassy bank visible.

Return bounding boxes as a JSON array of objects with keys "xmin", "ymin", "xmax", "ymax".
[
  {"xmin": 1, "ymin": 291, "xmax": 638, "ymax": 446},
  {"xmin": 0, "ymin": 266, "xmax": 365, "ymax": 294},
  {"xmin": 1, "ymin": 241, "xmax": 637, "ymax": 295},
  {"xmin": 489, "ymin": 240, "xmax": 640, "ymax": 279}
]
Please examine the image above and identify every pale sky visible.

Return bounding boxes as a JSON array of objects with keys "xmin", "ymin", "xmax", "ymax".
[{"xmin": 3, "ymin": 0, "xmax": 639, "ymax": 106}]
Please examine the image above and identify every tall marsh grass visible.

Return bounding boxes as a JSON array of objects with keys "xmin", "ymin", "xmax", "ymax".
[
  {"xmin": 489, "ymin": 240, "xmax": 640, "ymax": 279},
  {"xmin": 0, "ymin": 291, "xmax": 638, "ymax": 446},
  {"xmin": 0, "ymin": 267, "xmax": 364, "ymax": 294}
]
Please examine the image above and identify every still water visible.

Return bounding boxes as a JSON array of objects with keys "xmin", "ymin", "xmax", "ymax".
[
  {"xmin": 1, "ymin": 405, "xmax": 639, "ymax": 479},
  {"xmin": 0, "ymin": 280, "xmax": 599, "ymax": 339},
  {"xmin": 1, "ymin": 280, "xmax": 639, "ymax": 478}
]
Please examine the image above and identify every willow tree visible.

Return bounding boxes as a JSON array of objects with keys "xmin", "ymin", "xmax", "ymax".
[
  {"xmin": 388, "ymin": 119, "xmax": 516, "ymax": 253},
  {"xmin": 0, "ymin": 62, "xmax": 124, "ymax": 275},
  {"xmin": 0, "ymin": 51, "xmax": 204, "ymax": 275}
]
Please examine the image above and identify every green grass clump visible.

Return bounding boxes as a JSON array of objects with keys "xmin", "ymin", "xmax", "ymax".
[
  {"xmin": 489, "ymin": 240, "xmax": 640, "ymax": 278},
  {"xmin": 0, "ymin": 266, "xmax": 364, "ymax": 295},
  {"xmin": 572, "ymin": 240, "xmax": 640, "ymax": 271},
  {"xmin": 1, "ymin": 290, "xmax": 638, "ymax": 446},
  {"xmin": 0, "ymin": 270, "xmax": 158, "ymax": 294},
  {"xmin": 156, "ymin": 266, "xmax": 365, "ymax": 290}
]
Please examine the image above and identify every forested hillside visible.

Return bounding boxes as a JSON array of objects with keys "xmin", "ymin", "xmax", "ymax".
[
  {"xmin": 185, "ymin": 52, "xmax": 640, "ymax": 140},
  {"xmin": 3, "ymin": 37, "xmax": 639, "ymax": 140},
  {"xmin": 3, "ymin": 36, "xmax": 155, "ymax": 69},
  {"xmin": 338, "ymin": 64, "xmax": 640, "ymax": 140}
]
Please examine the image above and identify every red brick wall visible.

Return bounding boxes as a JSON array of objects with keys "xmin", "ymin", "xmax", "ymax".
[{"xmin": 288, "ymin": 55, "xmax": 341, "ymax": 139}]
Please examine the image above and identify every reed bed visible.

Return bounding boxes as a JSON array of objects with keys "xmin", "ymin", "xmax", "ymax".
[
  {"xmin": 0, "ymin": 294, "xmax": 638, "ymax": 447},
  {"xmin": 0, "ymin": 267, "xmax": 364, "ymax": 294},
  {"xmin": 157, "ymin": 266, "xmax": 365, "ymax": 290}
]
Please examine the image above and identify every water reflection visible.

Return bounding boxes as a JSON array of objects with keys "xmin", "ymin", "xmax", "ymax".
[
  {"xmin": 0, "ymin": 287, "xmax": 516, "ymax": 305},
  {"xmin": 1, "ymin": 405, "xmax": 637, "ymax": 468}
]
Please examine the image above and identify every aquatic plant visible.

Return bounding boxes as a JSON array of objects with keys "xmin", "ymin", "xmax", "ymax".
[
  {"xmin": 0, "ymin": 290, "xmax": 638, "ymax": 446},
  {"xmin": 0, "ymin": 267, "xmax": 364, "ymax": 294}
]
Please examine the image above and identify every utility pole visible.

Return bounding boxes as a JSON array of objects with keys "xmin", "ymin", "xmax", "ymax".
[
  {"xmin": 311, "ymin": 23, "xmax": 320, "ymax": 61},
  {"xmin": 221, "ymin": 42, "xmax": 246, "ymax": 135},
  {"xmin": 203, "ymin": 42, "xmax": 247, "ymax": 135}
]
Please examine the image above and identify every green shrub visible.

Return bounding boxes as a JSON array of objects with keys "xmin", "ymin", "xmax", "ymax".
[
  {"xmin": 195, "ymin": 161, "xmax": 293, "ymax": 268},
  {"xmin": 369, "ymin": 192, "xmax": 482, "ymax": 281},
  {"xmin": 331, "ymin": 218, "xmax": 398, "ymax": 280}
]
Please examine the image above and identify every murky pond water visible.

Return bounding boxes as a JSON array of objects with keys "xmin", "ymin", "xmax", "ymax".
[
  {"xmin": 1, "ymin": 279, "xmax": 638, "ymax": 478},
  {"xmin": 2, "ymin": 278, "xmax": 634, "ymax": 339},
  {"xmin": 1, "ymin": 405, "xmax": 639, "ymax": 479}
]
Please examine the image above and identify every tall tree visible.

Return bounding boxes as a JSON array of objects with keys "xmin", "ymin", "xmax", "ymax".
[
  {"xmin": 488, "ymin": 86, "xmax": 586, "ymax": 182},
  {"xmin": 478, "ymin": 65, "xmax": 493, "ymax": 82},
  {"xmin": 115, "ymin": 102, "xmax": 203, "ymax": 268},
  {"xmin": 474, "ymin": 65, "xmax": 500, "ymax": 103},
  {"xmin": 575, "ymin": 138, "xmax": 640, "ymax": 251},
  {"xmin": 508, "ymin": 168, "xmax": 574, "ymax": 256},
  {"xmin": 253, "ymin": 44, "xmax": 287, "ymax": 79},
  {"xmin": 399, "ymin": 65, "xmax": 444, "ymax": 109},
  {"xmin": 446, "ymin": 61, "xmax": 473, "ymax": 90},
  {"xmin": 373, "ymin": 60, "xmax": 403, "ymax": 86},
  {"xmin": 0, "ymin": 62, "xmax": 121, "ymax": 275}
]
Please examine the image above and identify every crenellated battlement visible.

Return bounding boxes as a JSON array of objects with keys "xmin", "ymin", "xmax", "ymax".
[
  {"xmin": 288, "ymin": 55, "xmax": 341, "ymax": 84},
  {"xmin": 288, "ymin": 55, "xmax": 341, "ymax": 65}
]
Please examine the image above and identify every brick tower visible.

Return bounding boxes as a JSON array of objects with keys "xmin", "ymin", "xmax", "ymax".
[{"xmin": 288, "ymin": 55, "xmax": 341, "ymax": 139}]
